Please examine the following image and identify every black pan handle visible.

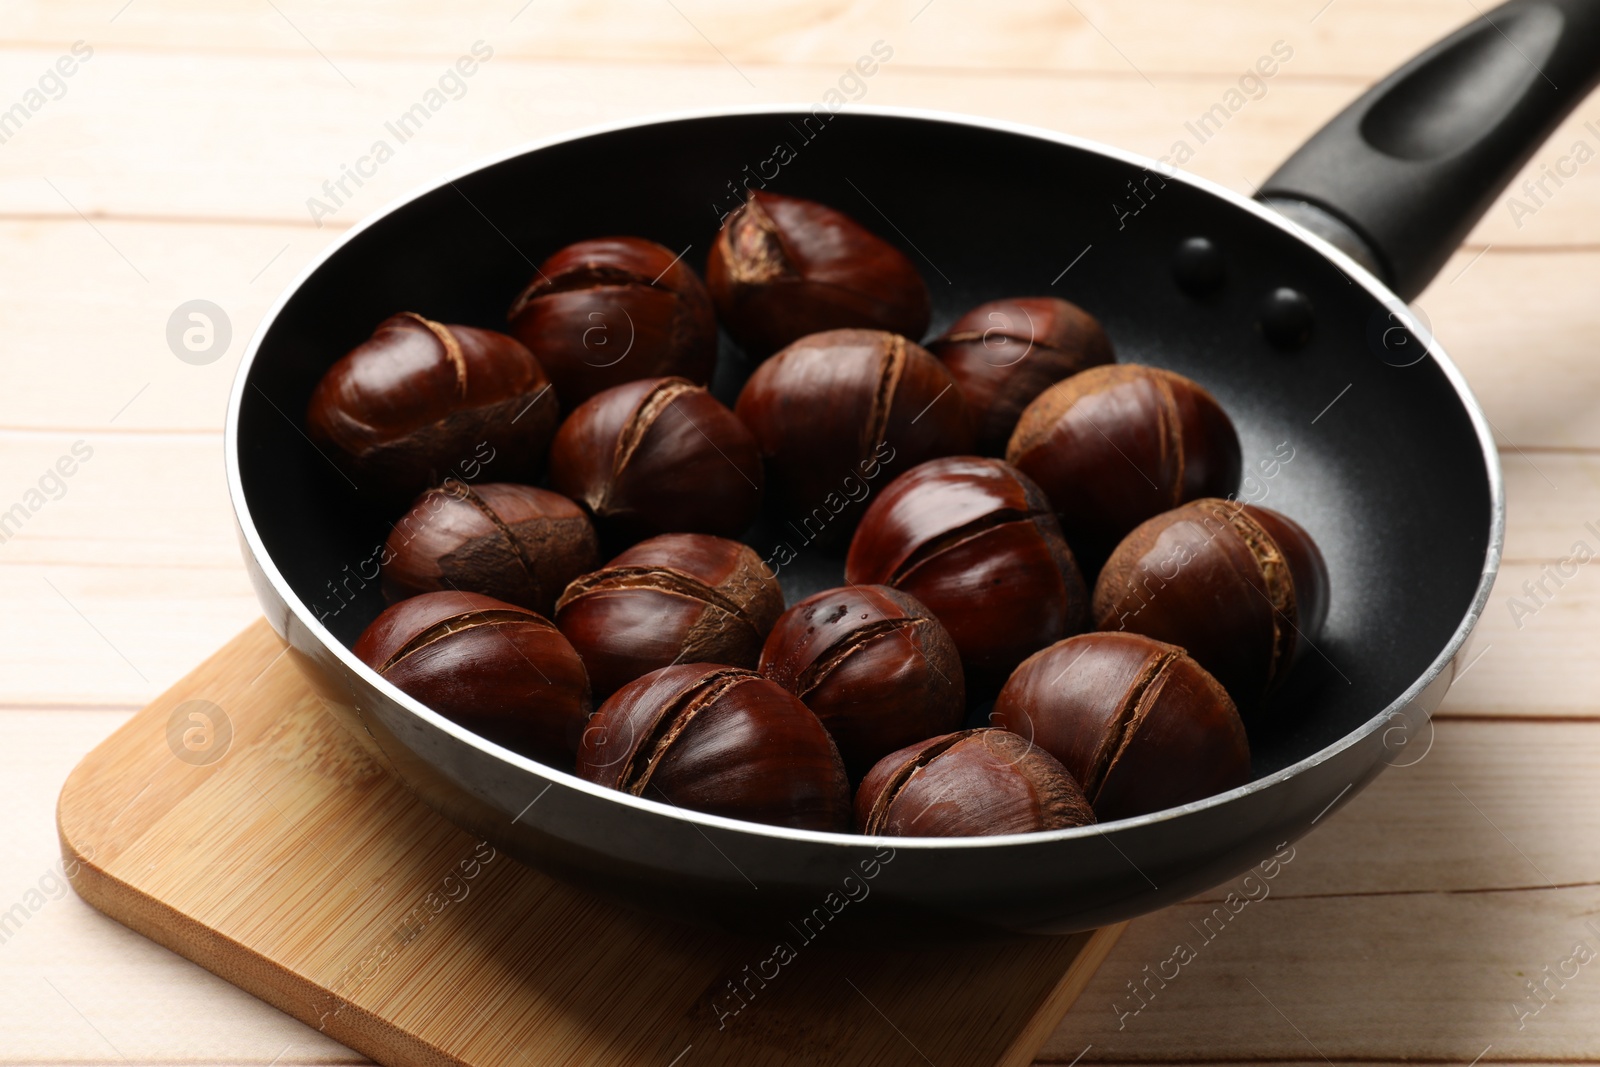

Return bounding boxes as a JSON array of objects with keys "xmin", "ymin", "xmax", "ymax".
[{"xmin": 1259, "ymin": 0, "xmax": 1600, "ymax": 300}]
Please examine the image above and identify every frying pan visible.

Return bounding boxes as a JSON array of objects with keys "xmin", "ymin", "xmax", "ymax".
[{"xmin": 225, "ymin": 0, "xmax": 1600, "ymax": 939}]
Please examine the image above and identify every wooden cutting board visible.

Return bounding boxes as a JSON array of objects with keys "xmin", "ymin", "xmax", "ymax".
[{"xmin": 56, "ymin": 619, "xmax": 1123, "ymax": 1067}]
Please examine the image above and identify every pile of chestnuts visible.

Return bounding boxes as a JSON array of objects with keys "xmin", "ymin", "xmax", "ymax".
[{"xmin": 308, "ymin": 188, "xmax": 1329, "ymax": 839}]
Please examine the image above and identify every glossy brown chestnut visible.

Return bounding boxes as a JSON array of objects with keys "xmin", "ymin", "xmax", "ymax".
[
  {"xmin": 734, "ymin": 329, "xmax": 972, "ymax": 537},
  {"xmin": 380, "ymin": 481, "xmax": 599, "ymax": 618},
  {"xmin": 506, "ymin": 237, "xmax": 717, "ymax": 405},
  {"xmin": 928, "ymin": 297, "xmax": 1115, "ymax": 455},
  {"xmin": 306, "ymin": 313, "xmax": 558, "ymax": 499},
  {"xmin": 1007, "ymin": 364, "xmax": 1241, "ymax": 568},
  {"xmin": 707, "ymin": 190, "xmax": 931, "ymax": 356},
  {"xmin": 555, "ymin": 533, "xmax": 784, "ymax": 699},
  {"xmin": 548, "ymin": 377, "xmax": 763, "ymax": 542},
  {"xmin": 576, "ymin": 663, "xmax": 850, "ymax": 831},
  {"xmin": 759, "ymin": 584, "xmax": 965, "ymax": 777},
  {"xmin": 855, "ymin": 728, "xmax": 1096, "ymax": 837},
  {"xmin": 844, "ymin": 456, "xmax": 1089, "ymax": 678},
  {"xmin": 1092, "ymin": 499, "xmax": 1330, "ymax": 709},
  {"xmin": 991, "ymin": 632, "xmax": 1250, "ymax": 821},
  {"xmin": 353, "ymin": 590, "xmax": 590, "ymax": 766}
]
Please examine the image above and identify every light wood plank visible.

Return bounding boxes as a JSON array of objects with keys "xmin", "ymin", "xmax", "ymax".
[
  {"xmin": 0, "ymin": 562, "xmax": 259, "ymax": 709},
  {"xmin": 0, "ymin": 0, "xmax": 1534, "ymax": 81},
  {"xmin": 1501, "ymin": 452, "xmax": 1600, "ymax": 564},
  {"xmin": 1416, "ymin": 249, "xmax": 1600, "ymax": 453},
  {"xmin": 0, "ymin": 708, "xmax": 366, "ymax": 1064},
  {"xmin": 0, "ymin": 217, "xmax": 329, "ymax": 435},
  {"xmin": 0, "ymin": 44, "xmax": 1596, "ymax": 249},
  {"xmin": 0, "ymin": 434, "xmax": 241, "ymax": 570},
  {"xmin": 1052, "ymin": 885, "xmax": 1600, "ymax": 1062},
  {"xmin": 1444, "ymin": 561, "xmax": 1600, "ymax": 719},
  {"xmin": 1181, "ymin": 720, "xmax": 1600, "ymax": 900},
  {"xmin": 0, "ymin": 49, "xmax": 1357, "ymax": 224}
]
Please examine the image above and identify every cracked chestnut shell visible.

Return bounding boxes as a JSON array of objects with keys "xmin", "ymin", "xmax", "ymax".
[
  {"xmin": 506, "ymin": 237, "xmax": 717, "ymax": 405},
  {"xmin": 1092, "ymin": 499, "xmax": 1330, "ymax": 709},
  {"xmin": 306, "ymin": 313, "xmax": 558, "ymax": 500},
  {"xmin": 759, "ymin": 584, "xmax": 965, "ymax": 778},
  {"xmin": 845, "ymin": 456, "xmax": 1089, "ymax": 679},
  {"xmin": 555, "ymin": 533, "xmax": 784, "ymax": 699},
  {"xmin": 549, "ymin": 376, "xmax": 763, "ymax": 543},
  {"xmin": 855, "ymin": 728, "xmax": 1095, "ymax": 837},
  {"xmin": 991, "ymin": 632, "xmax": 1250, "ymax": 821},
  {"xmin": 380, "ymin": 481, "xmax": 599, "ymax": 618},
  {"xmin": 1007, "ymin": 364, "xmax": 1241, "ymax": 569},
  {"xmin": 576, "ymin": 663, "xmax": 850, "ymax": 831},
  {"xmin": 928, "ymin": 297, "xmax": 1115, "ymax": 455},
  {"xmin": 735, "ymin": 329, "xmax": 971, "ymax": 537},
  {"xmin": 707, "ymin": 190, "xmax": 931, "ymax": 357},
  {"xmin": 353, "ymin": 590, "xmax": 590, "ymax": 766}
]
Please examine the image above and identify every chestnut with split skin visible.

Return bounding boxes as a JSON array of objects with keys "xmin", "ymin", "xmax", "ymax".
[
  {"xmin": 506, "ymin": 236, "xmax": 717, "ymax": 406},
  {"xmin": 381, "ymin": 481, "xmax": 599, "ymax": 618},
  {"xmin": 1092, "ymin": 498, "xmax": 1330, "ymax": 710},
  {"xmin": 845, "ymin": 455, "xmax": 1089, "ymax": 679},
  {"xmin": 736, "ymin": 328, "xmax": 972, "ymax": 539},
  {"xmin": 549, "ymin": 376, "xmax": 764, "ymax": 544},
  {"xmin": 306, "ymin": 313, "xmax": 558, "ymax": 500},
  {"xmin": 991, "ymin": 632, "xmax": 1251, "ymax": 821},
  {"xmin": 929, "ymin": 296, "xmax": 1115, "ymax": 456},
  {"xmin": 707, "ymin": 190, "xmax": 931, "ymax": 357},
  {"xmin": 354, "ymin": 590, "xmax": 591, "ymax": 768},
  {"xmin": 576, "ymin": 663, "xmax": 852, "ymax": 832},
  {"xmin": 1008, "ymin": 364, "xmax": 1242, "ymax": 569},
  {"xmin": 555, "ymin": 533, "xmax": 784, "ymax": 701},
  {"xmin": 759, "ymin": 584, "xmax": 965, "ymax": 779},
  {"xmin": 855, "ymin": 728, "xmax": 1097, "ymax": 837}
]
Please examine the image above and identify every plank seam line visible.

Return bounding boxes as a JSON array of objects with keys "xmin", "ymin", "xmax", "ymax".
[
  {"xmin": 1189, "ymin": 878, "xmax": 1600, "ymax": 904},
  {"xmin": 1432, "ymin": 713, "xmax": 1600, "ymax": 723},
  {"xmin": 1044, "ymin": 1060, "xmax": 1600, "ymax": 1065},
  {"xmin": 0, "ymin": 210, "xmax": 352, "ymax": 231},
  {"xmin": 0, "ymin": 39, "xmax": 1384, "ymax": 86}
]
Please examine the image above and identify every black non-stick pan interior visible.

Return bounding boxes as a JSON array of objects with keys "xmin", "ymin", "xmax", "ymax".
[{"xmin": 237, "ymin": 110, "xmax": 1492, "ymax": 787}]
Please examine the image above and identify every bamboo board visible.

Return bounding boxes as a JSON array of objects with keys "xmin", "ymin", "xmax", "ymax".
[{"xmin": 55, "ymin": 619, "xmax": 1123, "ymax": 1067}]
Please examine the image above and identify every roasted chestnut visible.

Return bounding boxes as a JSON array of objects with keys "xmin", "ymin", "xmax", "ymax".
[
  {"xmin": 555, "ymin": 533, "xmax": 784, "ymax": 699},
  {"xmin": 353, "ymin": 590, "xmax": 590, "ymax": 766},
  {"xmin": 991, "ymin": 632, "xmax": 1250, "ymax": 820},
  {"xmin": 759, "ymin": 584, "xmax": 965, "ymax": 777},
  {"xmin": 576, "ymin": 663, "xmax": 850, "ymax": 831},
  {"xmin": 928, "ymin": 297, "xmax": 1114, "ymax": 454},
  {"xmin": 506, "ymin": 237, "xmax": 716, "ymax": 405},
  {"xmin": 1092, "ymin": 498, "xmax": 1330, "ymax": 709},
  {"xmin": 380, "ymin": 481, "xmax": 599, "ymax": 618},
  {"xmin": 844, "ymin": 456, "xmax": 1089, "ymax": 678},
  {"xmin": 735, "ymin": 329, "xmax": 971, "ymax": 536},
  {"xmin": 707, "ymin": 190, "xmax": 931, "ymax": 356},
  {"xmin": 855, "ymin": 728, "xmax": 1095, "ymax": 837},
  {"xmin": 549, "ymin": 377, "xmax": 763, "ymax": 542},
  {"xmin": 306, "ymin": 313, "xmax": 558, "ymax": 499},
  {"xmin": 1007, "ymin": 364, "xmax": 1241, "ymax": 568}
]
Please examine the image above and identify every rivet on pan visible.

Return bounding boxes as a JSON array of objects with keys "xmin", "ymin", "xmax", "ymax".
[
  {"xmin": 1171, "ymin": 236, "xmax": 1225, "ymax": 297},
  {"xmin": 1258, "ymin": 287, "xmax": 1314, "ymax": 350}
]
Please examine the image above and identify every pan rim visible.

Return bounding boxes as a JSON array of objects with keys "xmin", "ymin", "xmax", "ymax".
[{"xmin": 224, "ymin": 102, "xmax": 1506, "ymax": 852}]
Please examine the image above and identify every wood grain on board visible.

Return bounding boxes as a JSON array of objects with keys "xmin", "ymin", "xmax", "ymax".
[{"xmin": 56, "ymin": 620, "xmax": 1125, "ymax": 1067}]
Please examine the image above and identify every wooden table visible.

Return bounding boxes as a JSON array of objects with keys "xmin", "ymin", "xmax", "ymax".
[{"xmin": 3, "ymin": 2, "xmax": 1598, "ymax": 1063}]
